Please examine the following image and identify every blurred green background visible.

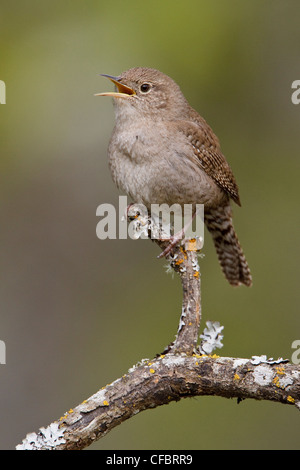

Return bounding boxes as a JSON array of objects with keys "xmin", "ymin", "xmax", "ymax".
[{"xmin": 0, "ymin": 0, "xmax": 299, "ymax": 450}]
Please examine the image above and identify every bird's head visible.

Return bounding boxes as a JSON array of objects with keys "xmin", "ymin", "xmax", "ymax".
[{"xmin": 95, "ymin": 67, "xmax": 189, "ymax": 120}]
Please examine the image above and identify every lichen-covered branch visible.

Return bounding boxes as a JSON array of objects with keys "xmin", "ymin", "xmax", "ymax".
[
  {"xmin": 16, "ymin": 206, "xmax": 300, "ymax": 450},
  {"xmin": 16, "ymin": 354, "xmax": 300, "ymax": 450}
]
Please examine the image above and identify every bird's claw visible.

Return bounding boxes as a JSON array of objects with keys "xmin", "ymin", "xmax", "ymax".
[{"xmin": 157, "ymin": 236, "xmax": 182, "ymax": 259}]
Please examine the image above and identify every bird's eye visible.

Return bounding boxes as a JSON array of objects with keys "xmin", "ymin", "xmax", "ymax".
[{"xmin": 140, "ymin": 83, "xmax": 151, "ymax": 93}]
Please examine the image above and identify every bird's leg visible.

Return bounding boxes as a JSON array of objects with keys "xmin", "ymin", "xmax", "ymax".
[
  {"xmin": 157, "ymin": 227, "xmax": 185, "ymax": 259},
  {"xmin": 157, "ymin": 209, "xmax": 202, "ymax": 259}
]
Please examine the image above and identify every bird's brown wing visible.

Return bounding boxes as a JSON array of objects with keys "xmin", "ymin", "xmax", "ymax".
[{"xmin": 174, "ymin": 119, "xmax": 241, "ymax": 206}]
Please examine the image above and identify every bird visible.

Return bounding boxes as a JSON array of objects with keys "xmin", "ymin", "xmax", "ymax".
[{"xmin": 95, "ymin": 67, "xmax": 252, "ymax": 287}]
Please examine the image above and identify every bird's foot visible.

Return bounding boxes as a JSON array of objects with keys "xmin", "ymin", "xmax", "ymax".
[
  {"xmin": 157, "ymin": 229, "xmax": 185, "ymax": 259},
  {"xmin": 158, "ymin": 234, "xmax": 204, "ymax": 259}
]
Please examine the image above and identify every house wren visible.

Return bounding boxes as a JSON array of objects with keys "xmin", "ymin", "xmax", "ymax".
[{"xmin": 95, "ymin": 67, "xmax": 252, "ymax": 287}]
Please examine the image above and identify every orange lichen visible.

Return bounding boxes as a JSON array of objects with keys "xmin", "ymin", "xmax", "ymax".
[
  {"xmin": 272, "ymin": 376, "xmax": 283, "ymax": 388},
  {"xmin": 275, "ymin": 366, "xmax": 285, "ymax": 375},
  {"xmin": 185, "ymin": 239, "xmax": 197, "ymax": 251}
]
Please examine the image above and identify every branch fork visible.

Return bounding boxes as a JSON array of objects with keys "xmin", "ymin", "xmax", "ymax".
[{"xmin": 16, "ymin": 205, "xmax": 300, "ymax": 450}]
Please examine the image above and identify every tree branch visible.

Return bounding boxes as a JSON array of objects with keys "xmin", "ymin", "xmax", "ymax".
[
  {"xmin": 16, "ymin": 206, "xmax": 300, "ymax": 450},
  {"xmin": 16, "ymin": 354, "xmax": 300, "ymax": 450}
]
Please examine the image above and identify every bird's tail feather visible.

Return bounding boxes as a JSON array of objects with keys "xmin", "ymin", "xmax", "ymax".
[{"xmin": 205, "ymin": 206, "xmax": 252, "ymax": 287}]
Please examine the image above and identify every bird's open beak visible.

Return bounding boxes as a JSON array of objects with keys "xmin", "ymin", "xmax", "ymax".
[{"xmin": 94, "ymin": 74, "xmax": 135, "ymax": 98}]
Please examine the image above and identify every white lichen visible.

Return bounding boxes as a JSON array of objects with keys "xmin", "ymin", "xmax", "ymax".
[
  {"xmin": 251, "ymin": 355, "xmax": 289, "ymax": 365},
  {"xmin": 162, "ymin": 356, "xmax": 187, "ymax": 368},
  {"xmin": 253, "ymin": 365, "xmax": 274, "ymax": 386},
  {"xmin": 177, "ymin": 318, "xmax": 185, "ymax": 332},
  {"xmin": 199, "ymin": 321, "xmax": 224, "ymax": 355},
  {"xmin": 164, "ymin": 262, "xmax": 175, "ymax": 277},
  {"xmin": 128, "ymin": 216, "xmax": 149, "ymax": 239},
  {"xmin": 292, "ymin": 370, "xmax": 300, "ymax": 381},
  {"xmin": 191, "ymin": 259, "xmax": 199, "ymax": 271},
  {"xmin": 277, "ymin": 375, "xmax": 294, "ymax": 389},
  {"xmin": 233, "ymin": 358, "xmax": 249, "ymax": 369},
  {"xmin": 16, "ymin": 421, "xmax": 66, "ymax": 450},
  {"xmin": 128, "ymin": 358, "xmax": 150, "ymax": 373}
]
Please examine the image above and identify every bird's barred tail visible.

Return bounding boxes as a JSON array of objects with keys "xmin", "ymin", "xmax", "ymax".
[{"xmin": 204, "ymin": 205, "xmax": 252, "ymax": 287}]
